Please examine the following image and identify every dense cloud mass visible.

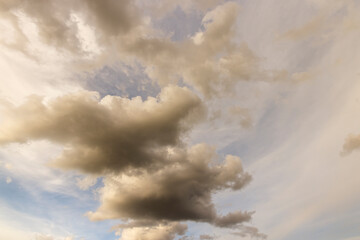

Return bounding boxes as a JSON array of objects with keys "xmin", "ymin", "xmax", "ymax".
[
  {"xmin": 0, "ymin": 1, "xmax": 267, "ymax": 239},
  {"xmin": 88, "ymin": 144, "xmax": 252, "ymax": 226},
  {"xmin": 0, "ymin": 84, "xmax": 254, "ymax": 235},
  {"xmin": 2, "ymin": 0, "xmax": 360, "ymax": 239},
  {"xmin": 0, "ymin": 85, "xmax": 204, "ymax": 174}
]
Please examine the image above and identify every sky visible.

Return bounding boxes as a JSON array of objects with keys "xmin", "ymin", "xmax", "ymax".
[{"xmin": 0, "ymin": 0, "xmax": 360, "ymax": 240}]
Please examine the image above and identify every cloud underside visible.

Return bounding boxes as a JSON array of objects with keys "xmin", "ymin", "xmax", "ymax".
[
  {"xmin": 88, "ymin": 144, "xmax": 252, "ymax": 226},
  {"xmin": 0, "ymin": 85, "xmax": 203, "ymax": 174},
  {"xmin": 0, "ymin": 0, "xmax": 269, "ymax": 239},
  {"xmin": 0, "ymin": 85, "xmax": 252, "ymax": 229}
]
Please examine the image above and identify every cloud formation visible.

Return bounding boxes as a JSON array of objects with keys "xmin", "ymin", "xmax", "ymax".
[
  {"xmin": 0, "ymin": 0, "xmax": 279, "ymax": 98},
  {"xmin": 120, "ymin": 2, "xmax": 261, "ymax": 97},
  {"xmin": 0, "ymin": 0, "xmax": 142, "ymax": 54},
  {"xmin": 88, "ymin": 144, "xmax": 252, "ymax": 227},
  {"xmin": 0, "ymin": 85, "xmax": 204, "ymax": 174},
  {"xmin": 0, "ymin": 84, "xmax": 253, "ymax": 236},
  {"xmin": 0, "ymin": 1, "xmax": 266, "ymax": 239},
  {"xmin": 117, "ymin": 223, "xmax": 187, "ymax": 240}
]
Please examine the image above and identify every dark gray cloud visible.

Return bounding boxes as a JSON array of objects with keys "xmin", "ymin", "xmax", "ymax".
[
  {"xmin": 88, "ymin": 144, "xmax": 252, "ymax": 228},
  {"xmin": 0, "ymin": 85, "xmax": 204, "ymax": 174}
]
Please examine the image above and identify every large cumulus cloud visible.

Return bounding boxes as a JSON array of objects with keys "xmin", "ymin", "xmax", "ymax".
[
  {"xmin": 88, "ymin": 144, "xmax": 252, "ymax": 227},
  {"xmin": 0, "ymin": 84, "xmax": 255, "ymax": 237},
  {"xmin": 0, "ymin": 85, "xmax": 204, "ymax": 174},
  {"xmin": 0, "ymin": 1, "xmax": 268, "ymax": 239}
]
